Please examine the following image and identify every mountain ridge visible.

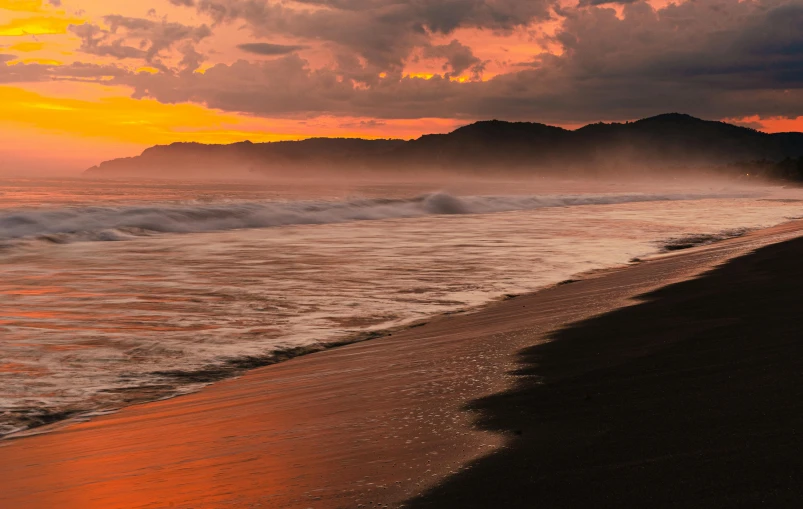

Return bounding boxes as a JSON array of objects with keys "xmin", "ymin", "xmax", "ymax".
[{"xmin": 84, "ymin": 114, "xmax": 803, "ymax": 179}]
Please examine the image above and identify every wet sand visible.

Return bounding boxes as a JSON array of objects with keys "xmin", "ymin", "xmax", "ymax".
[
  {"xmin": 412, "ymin": 229, "xmax": 803, "ymax": 508},
  {"xmin": 2, "ymin": 221, "xmax": 803, "ymax": 508}
]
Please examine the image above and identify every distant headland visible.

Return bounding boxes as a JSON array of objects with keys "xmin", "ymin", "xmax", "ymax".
[{"xmin": 85, "ymin": 114, "xmax": 803, "ymax": 180}]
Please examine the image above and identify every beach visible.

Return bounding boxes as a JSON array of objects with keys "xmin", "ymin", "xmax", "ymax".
[
  {"xmin": 2, "ymin": 219, "xmax": 803, "ymax": 508},
  {"xmin": 4, "ymin": 0, "xmax": 801, "ymax": 504}
]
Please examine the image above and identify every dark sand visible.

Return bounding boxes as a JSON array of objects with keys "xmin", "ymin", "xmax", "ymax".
[
  {"xmin": 412, "ymin": 234, "xmax": 803, "ymax": 508},
  {"xmin": 2, "ymin": 221, "xmax": 803, "ymax": 508}
]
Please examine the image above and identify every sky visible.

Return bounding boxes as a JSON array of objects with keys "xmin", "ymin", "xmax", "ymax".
[{"xmin": 1, "ymin": 0, "xmax": 802, "ymax": 174}]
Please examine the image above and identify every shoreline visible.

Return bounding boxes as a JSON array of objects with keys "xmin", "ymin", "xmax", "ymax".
[
  {"xmin": 0, "ymin": 265, "xmax": 624, "ymax": 441},
  {"xmin": 2, "ymin": 220, "xmax": 803, "ymax": 508},
  {"xmin": 0, "ymin": 245, "xmax": 642, "ymax": 440},
  {"xmin": 411, "ymin": 223, "xmax": 803, "ymax": 507},
  {"xmin": 1, "ymin": 224, "xmax": 760, "ymax": 441}
]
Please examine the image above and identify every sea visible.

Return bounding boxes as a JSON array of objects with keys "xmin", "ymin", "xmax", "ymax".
[{"xmin": 2, "ymin": 176, "xmax": 802, "ymax": 436}]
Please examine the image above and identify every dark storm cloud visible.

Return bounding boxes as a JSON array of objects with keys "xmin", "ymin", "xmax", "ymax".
[
  {"xmin": 184, "ymin": 0, "xmax": 551, "ymax": 70},
  {"xmin": 578, "ymin": 0, "xmax": 638, "ymax": 7},
  {"xmin": 197, "ymin": 0, "xmax": 551, "ymax": 30},
  {"xmin": 237, "ymin": 42, "xmax": 307, "ymax": 55},
  {"xmin": 120, "ymin": 0, "xmax": 802, "ymax": 123},
  {"xmin": 11, "ymin": 0, "xmax": 803, "ymax": 126}
]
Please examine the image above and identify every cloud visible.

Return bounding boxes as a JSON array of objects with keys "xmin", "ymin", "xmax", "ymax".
[
  {"xmin": 6, "ymin": 0, "xmax": 803, "ymax": 128},
  {"xmin": 423, "ymin": 40, "xmax": 486, "ymax": 79},
  {"xmin": 237, "ymin": 42, "xmax": 307, "ymax": 56},
  {"xmin": 0, "ymin": 54, "xmax": 16, "ymax": 63},
  {"xmin": 119, "ymin": 0, "xmax": 803, "ymax": 125},
  {"xmin": 0, "ymin": 59, "xmax": 52, "ymax": 83},
  {"xmin": 70, "ymin": 22, "xmax": 147, "ymax": 59},
  {"xmin": 69, "ymin": 16, "xmax": 212, "ymax": 71},
  {"xmin": 339, "ymin": 119, "xmax": 386, "ymax": 128},
  {"xmin": 578, "ymin": 0, "xmax": 638, "ymax": 6},
  {"xmin": 0, "ymin": 57, "xmax": 136, "ymax": 85},
  {"xmin": 173, "ymin": 0, "xmax": 551, "ymax": 71}
]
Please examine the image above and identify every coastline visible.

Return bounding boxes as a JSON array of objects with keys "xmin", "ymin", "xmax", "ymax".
[
  {"xmin": 2, "ymin": 220, "xmax": 803, "ymax": 508},
  {"xmin": 411, "ymin": 225, "xmax": 803, "ymax": 508},
  {"xmin": 0, "ymin": 221, "xmax": 765, "ymax": 441}
]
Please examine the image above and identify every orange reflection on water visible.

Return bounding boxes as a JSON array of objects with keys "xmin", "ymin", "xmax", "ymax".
[
  {"xmin": 0, "ymin": 362, "xmax": 47, "ymax": 374},
  {"xmin": 0, "ymin": 377, "xmax": 314, "ymax": 509}
]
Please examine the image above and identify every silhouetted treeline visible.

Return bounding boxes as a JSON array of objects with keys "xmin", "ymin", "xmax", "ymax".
[
  {"xmin": 728, "ymin": 157, "xmax": 803, "ymax": 182},
  {"xmin": 84, "ymin": 114, "xmax": 803, "ymax": 180}
]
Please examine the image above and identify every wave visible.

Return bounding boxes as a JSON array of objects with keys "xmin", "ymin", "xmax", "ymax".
[
  {"xmin": 659, "ymin": 228, "xmax": 752, "ymax": 252},
  {"xmin": 0, "ymin": 191, "xmax": 747, "ymax": 245}
]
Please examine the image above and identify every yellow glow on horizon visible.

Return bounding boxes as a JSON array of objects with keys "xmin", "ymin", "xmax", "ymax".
[
  {"xmin": 26, "ymin": 102, "xmax": 75, "ymax": 110},
  {"xmin": 406, "ymin": 72, "xmax": 436, "ymax": 80},
  {"xmin": 8, "ymin": 41, "xmax": 45, "ymax": 52},
  {"xmin": 9, "ymin": 57, "xmax": 62, "ymax": 65},
  {"xmin": 0, "ymin": 83, "xmax": 468, "ymax": 171},
  {"xmin": 402, "ymin": 73, "xmax": 476, "ymax": 83},
  {"xmin": 0, "ymin": 85, "xmax": 309, "ymax": 145},
  {"xmin": 0, "ymin": 81, "xmax": 467, "ymax": 170},
  {"xmin": 136, "ymin": 66, "xmax": 160, "ymax": 74},
  {"xmin": 0, "ymin": 0, "xmax": 45, "ymax": 12},
  {"xmin": 0, "ymin": 16, "xmax": 82, "ymax": 36}
]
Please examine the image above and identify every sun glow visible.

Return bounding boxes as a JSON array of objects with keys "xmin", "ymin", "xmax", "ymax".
[
  {"xmin": 0, "ymin": 15, "xmax": 82, "ymax": 36},
  {"xmin": 8, "ymin": 41, "xmax": 45, "ymax": 51},
  {"xmin": 9, "ymin": 57, "xmax": 62, "ymax": 65},
  {"xmin": 0, "ymin": 85, "xmax": 309, "ymax": 145},
  {"xmin": 0, "ymin": 0, "xmax": 47, "ymax": 12}
]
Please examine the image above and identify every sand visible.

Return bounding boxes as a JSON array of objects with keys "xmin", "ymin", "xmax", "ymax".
[
  {"xmin": 412, "ymin": 231, "xmax": 803, "ymax": 508},
  {"xmin": 2, "ymin": 220, "xmax": 803, "ymax": 508}
]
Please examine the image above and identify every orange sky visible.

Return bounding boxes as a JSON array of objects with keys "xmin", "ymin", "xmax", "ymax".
[
  {"xmin": 0, "ymin": 0, "xmax": 472, "ymax": 173},
  {"xmin": 1, "ymin": 0, "xmax": 801, "ymax": 174}
]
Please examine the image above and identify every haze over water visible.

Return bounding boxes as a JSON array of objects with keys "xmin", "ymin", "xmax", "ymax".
[{"xmin": 2, "ymin": 177, "xmax": 802, "ymax": 436}]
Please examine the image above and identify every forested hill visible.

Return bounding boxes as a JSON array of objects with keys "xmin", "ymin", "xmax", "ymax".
[{"xmin": 85, "ymin": 114, "xmax": 803, "ymax": 179}]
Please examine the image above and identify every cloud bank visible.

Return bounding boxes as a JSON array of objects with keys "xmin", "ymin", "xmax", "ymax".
[{"xmin": 1, "ymin": 0, "xmax": 802, "ymax": 125}]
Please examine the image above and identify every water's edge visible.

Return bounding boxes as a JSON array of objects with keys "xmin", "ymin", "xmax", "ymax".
[
  {"xmin": 1, "ymin": 266, "xmax": 626, "ymax": 441},
  {"xmin": 0, "ymin": 224, "xmax": 775, "ymax": 441}
]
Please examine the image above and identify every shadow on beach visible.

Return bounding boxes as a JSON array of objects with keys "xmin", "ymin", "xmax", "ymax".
[{"xmin": 410, "ymin": 237, "xmax": 803, "ymax": 508}]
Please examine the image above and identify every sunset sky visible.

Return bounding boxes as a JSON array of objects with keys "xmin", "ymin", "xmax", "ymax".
[{"xmin": 1, "ymin": 0, "xmax": 802, "ymax": 173}]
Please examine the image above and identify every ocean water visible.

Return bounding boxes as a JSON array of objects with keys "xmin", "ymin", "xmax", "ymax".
[{"xmin": 1, "ymin": 177, "xmax": 802, "ymax": 436}]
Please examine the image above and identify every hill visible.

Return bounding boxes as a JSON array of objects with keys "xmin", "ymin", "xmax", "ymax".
[{"xmin": 84, "ymin": 114, "xmax": 803, "ymax": 179}]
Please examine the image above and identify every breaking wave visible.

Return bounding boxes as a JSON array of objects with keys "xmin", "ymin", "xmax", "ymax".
[
  {"xmin": 659, "ymin": 228, "xmax": 752, "ymax": 252},
  {"xmin": 0, "ymin": 191, "xmax": 745, "ymax": 245}
]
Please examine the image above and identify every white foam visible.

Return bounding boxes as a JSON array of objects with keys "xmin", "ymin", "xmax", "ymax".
[
  {"xmin": 4, "ymin": 186, "xmax": 796, "ymax": 438},
  {"xmin": 0, "ymin": 191, "xmax": 750, "ymax": 244}
]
